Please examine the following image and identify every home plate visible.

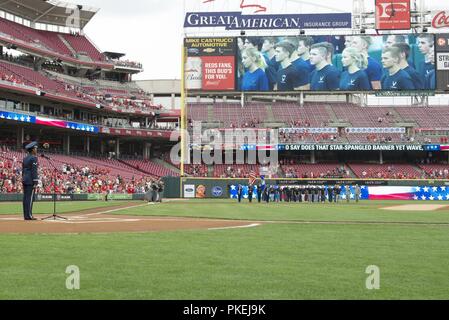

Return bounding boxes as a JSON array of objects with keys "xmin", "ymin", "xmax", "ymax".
[{"xmin": 382, "ymin": 204, "xmax": 449, "ymax": 211}]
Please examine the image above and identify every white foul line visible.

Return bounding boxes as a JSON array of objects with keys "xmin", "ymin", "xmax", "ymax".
[
  {"xmin": 208, "ymin": 223, "xmax": 260, "ymax": 231},
  {"xmin": 77, "ymin": 203, "xmax": 149, "ymax": 217}
]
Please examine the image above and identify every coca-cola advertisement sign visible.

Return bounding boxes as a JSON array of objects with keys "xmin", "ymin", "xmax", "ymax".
[
  {"xmin": 432, "ymin": 11, "xmax": 449, "ymax": 29},
  {"xmin": 375, "ymin": 0, "xmax": 411, "ymax": 30}
]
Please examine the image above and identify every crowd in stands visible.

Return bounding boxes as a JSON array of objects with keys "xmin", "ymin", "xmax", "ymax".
[
  {"xmin": 365, "ymin": 134, "xmax": 394, "ymax": 143},
  {"xmin": 0, "ymin": 147, "xmax": 164, "ymax": 194},
  {"xmin": 287, "ymin": 120, "xmax": 312, "ymax": 128},
  {"xmin": 351, "ymin": 164, "xmax": 421, "ymax": 179},
  {"xmin": 281, "ymin": 161, "xmax": 350, "ymax": 179},
  {"xmin": 185, "ymin": 164, "xmax": 208, "ymax": 177},
  {"xmin": 424, "ymin": 168, "xmax": 449, "ymax": 179},
  {"xmin": 279, "ymin": 131, "xmax": 339, "ymax": 143},
  {"xmin": 0, "ymin": 58, "xmax": 159, "ymax": 114},
  {"xmin": 229, "ymin": 118, "xmax": 261, "ymax": 129},
  {"xmin": 0, "ymin": 70, "xmax": 25, "ymax": 86},
  {"xmin": 111, "ymin": 59, "xmax": 143, "ymax": 69}
]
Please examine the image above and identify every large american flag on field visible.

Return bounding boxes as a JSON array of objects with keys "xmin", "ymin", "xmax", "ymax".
[{"xmin": 248, "ymin": 170, "xmax": 257, "ymax": 185}]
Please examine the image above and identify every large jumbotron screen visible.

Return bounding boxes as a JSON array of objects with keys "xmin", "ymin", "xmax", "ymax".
[{"xmin": 184, "ymin": 34, "xmax": 437, "ymax": 92}]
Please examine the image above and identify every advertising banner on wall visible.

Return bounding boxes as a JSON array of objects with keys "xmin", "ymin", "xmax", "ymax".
[
  {"xmin": 229, "ymin": 184, "xmax": 449, "ymax": 201},
  {"xmin": 375, "ymin": 0, "xmax": 411, "ymax": 30},
  {"xmin": 436, "ymin": 34, "xmax": 449, "ymax": 91},
  {"xmin": 184, "ymin": 184, "xmax": 195, "ymax": 198},
  {"xmin": 185, "ymin": 34, "xmax": 436, "ymax": 92},
  {"xmin": 185, "ymin": 37, "xmax": 237, "ymax": 91},
  {"xmin": 184, "ymin": 12, "xmax": 352, "ymax": 30},
  {"xmin": 432, "ymin": 11, "xmax": 449, "ymax": 29}
]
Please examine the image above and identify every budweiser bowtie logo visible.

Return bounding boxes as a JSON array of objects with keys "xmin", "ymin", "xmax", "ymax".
[{"xmin": 432, "ymin": 11, "xmax": 449, "ymax": 28}]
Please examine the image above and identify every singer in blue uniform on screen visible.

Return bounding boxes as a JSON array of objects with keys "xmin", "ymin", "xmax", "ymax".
[
  {"xmin": 273, "ymin": 41, "xmax": 307, "ymax": 91},
  {"xmin": 288, "ymin": 37, "xmax": 311, "ymax": 90},
  {"xmin": 241, "ymin": 47, "xmax": 269, "ymax": 92},
  {"xmin": 261, "ymin": 37, "xmax": 280, "ymax": 90},
  {"xmin": 417, "ymin": 34, "xmax": 435, "ymax": 89},
  {"xmin": 309, "ymin": 42, "xmax": 340, "ymax": 91},
  {"xmin": 381, "ymin": 47, "xmax": 415, "ymax": 90},
  {"xmin": 297, "ymin": 36, "xmax": 315, "ymax": 73},
  {"xmin": 350, "ymin": 36, "xmax": 383, "ymax": 90},
  {"xmin": 424, "ymin": 50, "xmax": 436, "ymax": 90},
  {"xmin": 383, "ymin": 35, "xmax": 415, "ymax": 68},
  {"xmin": 339, "ymin": 47, "xmax": 371, "ymax": 91},
  {"xmin": 391, "ymin": 43, "xmax": 424, "ymax": 90}
]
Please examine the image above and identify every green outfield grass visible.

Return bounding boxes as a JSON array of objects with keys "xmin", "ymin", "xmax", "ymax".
[
  {"xmin": 1, "ymin": 199, "xmax": 449, "ymax": 299},
  {"xmin": 117, "ymin": 199, "xmax": 449, "ymax": 224}
]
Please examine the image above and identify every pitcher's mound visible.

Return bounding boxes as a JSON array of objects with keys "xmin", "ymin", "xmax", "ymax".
[{"xmin": 382, "ymin": 204, "xmax": 449, "ymax": 211}]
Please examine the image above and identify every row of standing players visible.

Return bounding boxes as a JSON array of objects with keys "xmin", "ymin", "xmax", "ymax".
[
  {"xmin": 238, "ymin": 35, "xmax": 435, "ymax": 92},
  {"xmin": 236, "ymin": 184, "xmax": 362, "ymax": 203}
]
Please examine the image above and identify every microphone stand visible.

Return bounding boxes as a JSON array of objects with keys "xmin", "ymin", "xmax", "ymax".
[{"xmin": 41, "ymin": 153, "xmax": 67, "ymax": 221}]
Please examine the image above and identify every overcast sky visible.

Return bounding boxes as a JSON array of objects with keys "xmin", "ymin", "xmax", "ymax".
[{"xmin": 75, "ymin": 0, "xmax": 448, "ymax": 81}]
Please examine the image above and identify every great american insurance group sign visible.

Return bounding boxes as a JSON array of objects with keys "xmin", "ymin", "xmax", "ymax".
[{"xmin": 184, "ymin": 0, "xmax": 352, "ymax": 30}]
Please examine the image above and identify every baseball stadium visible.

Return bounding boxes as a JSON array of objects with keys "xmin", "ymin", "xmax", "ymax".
[{"xmin": 1, "ymin": 0, "xmax": 449, "ymax": 304}]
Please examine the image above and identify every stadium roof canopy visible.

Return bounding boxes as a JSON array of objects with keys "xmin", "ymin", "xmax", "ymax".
[{"xmin": 0, "ymin": 0, "xmax": 99, "ymax": 29}]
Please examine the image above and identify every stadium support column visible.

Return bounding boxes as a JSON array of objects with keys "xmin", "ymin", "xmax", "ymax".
[
  {"xmin": 16, "ymin": 127, "xmax": 24, "ymax": 149},
  {"xmin": 115, "ymin": 138, "xmax": 120, "ymax": 158},
  {"xmin": 180, "ymin": 43, "xmax": 188, "ymax": 196},
  {"xmin": 85, "ymin": 136, "xmax": 90, "ymax": 153},
  {"xmin": 63, "ymin": 135, "xmax": 70, "ymax": 155},
  {"xmin": 171, "ymin": 94, "xmax": 176, "ymax": 109},
  {"xmin": 379, "ymin": 150, "xmax": 383, "ymax": 165},
  {"xmin": 311, "ymin": 150, "xmax": 316, "ymax": 164},
  {"xmin": 144, "ymin": 143, "xmax": 151, "ymax": 160}
]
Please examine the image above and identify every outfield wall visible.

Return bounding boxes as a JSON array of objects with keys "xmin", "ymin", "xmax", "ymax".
[
  {"xmin": 1, "ymin": 178, "xmax": 449, "ymax": 201},
  {"xmin": 0, "ymin": 194, "xmax": 147, "ymax": 202},
  {"xmin": 176, "ymin": 178, "xmax": 449, "ymax": 200}
]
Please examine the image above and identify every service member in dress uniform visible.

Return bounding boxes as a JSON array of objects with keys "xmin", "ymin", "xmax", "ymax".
[{"xmin": 22, "ymin": 142, "xmax": 39, "ymax": 220}]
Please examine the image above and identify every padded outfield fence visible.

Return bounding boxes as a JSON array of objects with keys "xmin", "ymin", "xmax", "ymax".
[{"xmin": 1, "ymin": 177, "xmax": 449, "ymax": 201}]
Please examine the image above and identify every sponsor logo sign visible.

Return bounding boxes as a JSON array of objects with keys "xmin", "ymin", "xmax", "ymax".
[
  {"xmin": 375, "ymin": 0, "xmax": 411, "ymax": 30},
  {"xmin": 212, "ymin": 186, "xmax": 223, "ymax": 197},
  {"xmin": 184, "ymin": 185, "xmax": 195, "ymax": 198}
]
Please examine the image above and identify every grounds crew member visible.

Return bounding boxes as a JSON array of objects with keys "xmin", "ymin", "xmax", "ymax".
[
  {"xmin": 22, "ymin": 141, "xmax": 39, "ymax": 220},
  {"xmin": 151, "ymin": 179, "xmax": 159, "ymax": 202},
  {"xmin": 355, "ymin": 184, "xmax": 361, "ymax": 203},
  {"xmin": 346, "ymin": 185, "xmax": 351, "ymax": 203},
  {"xmin": 157, "ymin": 180, "xmax": 164, "ymax": 202}
]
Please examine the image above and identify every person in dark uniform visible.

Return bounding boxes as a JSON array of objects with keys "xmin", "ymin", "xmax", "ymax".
[
  {"xmin": 157, "ymin": 180, "xmax": 164, "ymax": 203},
  {"xmin": 328, "ymin": 186, "xmax": 333, "ymax": 203},
  {"xmin": 248, "ymin": 184, "xmax": 253, "ymax": 203},
  {"xmin": 264, "ymin": 186, "xmax": 270, "ymax": 203},
  {"xmin": 333, "ymin": 185, "xmax": 340, "ymax": 203},
  {"xmin": 151, "ymin": 179, "xmax": 159, "ymax": 202},
  {"xmin": 256, "ymin": 183, "xmax": 262, "ymax": 203},
  {"xmin": 22, "ymin": 141, "xmax": 39, "ymax": 220},
  {"xmin": 237, "ymin": 184, "xmax": 243, "ymax": 203}
]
